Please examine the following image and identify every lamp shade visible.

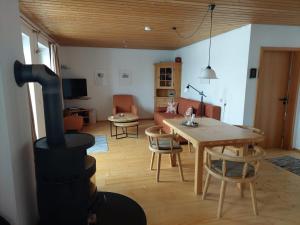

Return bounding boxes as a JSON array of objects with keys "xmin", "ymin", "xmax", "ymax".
[{"xmin": 200, "ymin": 66, "xmax": 217, "ymax": 79}]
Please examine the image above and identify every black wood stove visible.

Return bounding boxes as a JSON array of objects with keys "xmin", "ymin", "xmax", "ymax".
[{"xmin": 14, "ymin": 61, "xmax": 146, "ymax": 225}]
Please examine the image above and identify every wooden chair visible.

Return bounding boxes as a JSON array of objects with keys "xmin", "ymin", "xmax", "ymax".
[
  {"xmin": 202, "ymin": 146, "xmax": 265, "ymax": 218},
  {"xmin": 221, "ymin": 125, "xmax": 264, "ymax": 156},
  {"xmin": 145, "ymin": 126, "xmax": 184, "ymax": 182}
]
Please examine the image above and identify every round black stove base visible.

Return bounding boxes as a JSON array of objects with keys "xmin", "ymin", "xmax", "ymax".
[
  {"xmin": 95, "ymin": 192, "xmax": 146, "ymax": 225},
  {"xmin": 0, "ymin": 216, "xmax": 10, "ymax": 225}
]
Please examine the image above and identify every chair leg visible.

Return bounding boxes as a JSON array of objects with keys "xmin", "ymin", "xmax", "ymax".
[
  {"xmin": 188, "ymin": 142, "xmax": 192, "ymax": 152},
  {"xmin": 150, "ymin": 152, "xmax": 155, "ymax": 170},
  {"xmin": 221, "ymin": 146, "xmax": 225, "ymax": 154},
  {"xmin": 156, "ymin": 154, "xmax": 161, "ymax": 182},
  {"xmin": 217, "ymin": 180, "xmax": 227, "ymax": 219},
  {"xmin": 250, "ymin": 182, "xmax": 258, "ymax": 216},
  {"xmin": 202, "ymin": 173, "xmax": 211, "ymax": 200},
  {"xmin": 238, "ymin": 183, "xmax": 244, "ymax": 198},
  {"xmin": 177, "ymin": 153, "xmax": 184, "ymax": 181}
]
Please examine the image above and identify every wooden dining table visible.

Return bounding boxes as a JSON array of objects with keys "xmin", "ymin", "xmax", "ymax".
[{"xmin": 163, "ymin": 117, "xmax": 264, "ymax": 195}]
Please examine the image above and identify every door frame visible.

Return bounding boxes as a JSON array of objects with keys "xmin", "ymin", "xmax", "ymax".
[{"xmin": 254, "ymin": 47, "xmax": 300, "ymax": 149}]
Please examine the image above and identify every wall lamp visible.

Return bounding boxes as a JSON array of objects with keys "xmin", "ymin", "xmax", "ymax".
[{"xmin": 184, "ymin": 84, "xmax": 207, "ymax": 117}]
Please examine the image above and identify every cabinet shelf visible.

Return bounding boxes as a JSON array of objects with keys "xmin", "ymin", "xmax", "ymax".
[
  {"xmin": 64, "ymin": 108, "xmax": 95, "ymax": 125},
  {"xmin": 154, "ymin": 62, "xmax": 181, "ymax": 109}
]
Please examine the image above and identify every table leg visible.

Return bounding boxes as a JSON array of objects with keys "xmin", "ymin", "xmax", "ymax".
[
  {"xmin": 170, "ymin": 128, "xmax": 177, "ymax": 167},
  {"xmin": 194, "ymin": 145, "xmax": 204, "ymax": 195},
  {"xmin": 110, "ymin": 121, "xmax": 113, "ymax": 137}
]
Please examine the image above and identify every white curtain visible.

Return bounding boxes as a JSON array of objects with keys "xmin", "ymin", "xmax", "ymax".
[
  {"xmin": 49, "ymin": 43, "xmax": 61, "ymax": 75},
  {"xmin": 49, "ymin": 42, "xmax": 64, "ymax": 108}
]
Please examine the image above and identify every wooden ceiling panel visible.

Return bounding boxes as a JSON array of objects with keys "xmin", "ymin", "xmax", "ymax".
[{"xmin": 19, "ymin": 0, "xmax": 300, "ymax": 49}]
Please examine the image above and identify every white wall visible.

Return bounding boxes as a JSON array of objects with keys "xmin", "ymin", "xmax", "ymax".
[
  {"xmin": 244, "ymin": 24, "xmax": 300, "ymax": 125},
  {"xmin": 175, "ymin": 25, "xmax": 251, "ymax": 124},
  {"xmin": 244, "ymin": 24, "xmax": 300, "ymax": 148},
  {"xmin": 59, "ymin": 25, "xmax": 300, "ymax": 147},
  {"xmin": 0, "ymin": 0, "xmax": 38, "ymax": 224},
  {"xmin": 295, "ymin": 90, "xmax": 300, "ymax": 149},
  {"xmin": 60, "ymin": 47, "xmax": 173, "ymax": 120}
]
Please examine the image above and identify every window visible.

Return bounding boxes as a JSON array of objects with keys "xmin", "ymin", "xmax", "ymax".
[
  {"xmin": 21, "ymin": 32, "xmax": 39, "ymax": 138},
  {"xmin": 38, "ymin": 42, "xmax": 50, "ymax": 67},
  {"xmin": 22, "ymin": 33, "xmax": 32, "ymax": 64}
]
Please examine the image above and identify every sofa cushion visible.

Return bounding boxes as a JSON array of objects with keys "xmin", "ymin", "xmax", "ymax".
[
  {"xmin": 154, "ymin": 112, "xmax": 182, "ymax": 124},
  {"xmin": 153, "ymin": 98, "xmax": 221, "ymax": 143},
  {"xmin": 177, "ymin": 97, "xmax": 201, "ymax": 116},
  {"xmin": 154, "ymin": 112, "xmax": 182, "ymax": 134},
  {"xmin": 205, "ymin": 103, "xmax": 221, "ymax": 120}
]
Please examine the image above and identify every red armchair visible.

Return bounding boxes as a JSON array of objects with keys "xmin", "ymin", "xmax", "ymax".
[{"xmin": 113, "ymin": 95, "xmax": 138, "ymax": 116}]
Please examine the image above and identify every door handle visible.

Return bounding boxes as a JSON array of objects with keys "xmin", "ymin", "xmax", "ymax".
[{"xmin": 279, "ymin": 96, "xmax": 288, "ymax": 105}]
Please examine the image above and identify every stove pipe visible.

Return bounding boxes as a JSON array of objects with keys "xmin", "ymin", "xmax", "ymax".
[{"xmin": 14, "ymin": 60, "xmax": 65, "ymax": 146}]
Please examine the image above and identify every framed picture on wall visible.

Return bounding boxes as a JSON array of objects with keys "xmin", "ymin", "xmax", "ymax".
[
  {"xmin": 94, "ymin": 69, "xmax": 107, "ymax": 86},
  {"xmin": 119, "ymin": 70, "xmax": 132, "ymax": 86}
]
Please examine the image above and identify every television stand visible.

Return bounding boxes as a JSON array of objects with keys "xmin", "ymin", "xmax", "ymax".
[
  {"xmin": 64, "ymin": 96, "xmax": 91, "ymax": 100},
  {"xmin": 64, "ymin": 108, "xmax": 96, "ymax": 125}
]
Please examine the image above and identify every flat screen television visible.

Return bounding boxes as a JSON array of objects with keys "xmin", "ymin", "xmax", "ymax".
[{"xmin": 62, "ymin": 78, "xmax": 87, "ymax": 99}]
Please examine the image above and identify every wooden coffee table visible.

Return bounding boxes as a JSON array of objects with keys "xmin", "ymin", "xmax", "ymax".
[{"xmin": 108, "ymin": 113, "xmax": 139, "ymax": 139}]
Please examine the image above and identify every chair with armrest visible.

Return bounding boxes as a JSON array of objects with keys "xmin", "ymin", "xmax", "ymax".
[
  {"xmin": 221, "ymin": 125, "xmax": 264, "ymax": 156},
  {"xmin": 113, "ymin": 94, "xmax": 138, "ymax": 116},
  {"xmin": 202, "ymin": 146, "xmax": 265, "ymax": 218},
  {"xmin": 145, "ymin": 126, "xmax": 184, "ymax": 182}
]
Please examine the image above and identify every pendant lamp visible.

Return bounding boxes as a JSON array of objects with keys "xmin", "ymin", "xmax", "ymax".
[{"xmin": 200, "ymin": 4, "xmax": 217, "ymax": 80}]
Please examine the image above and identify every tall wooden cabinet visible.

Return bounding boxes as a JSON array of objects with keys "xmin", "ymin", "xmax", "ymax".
[{"xmin": 154, "ymin": 62, "xmax": 182, "ymax": 109}]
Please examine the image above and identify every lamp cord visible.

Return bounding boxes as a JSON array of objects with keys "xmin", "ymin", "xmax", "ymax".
[
  {"xmin": 175, "ymin": 9, "xmax": 209, "ymax": 40},
  {"xmin": 208, "ymin": 7, "xmax": 213, "ymax": 67}
]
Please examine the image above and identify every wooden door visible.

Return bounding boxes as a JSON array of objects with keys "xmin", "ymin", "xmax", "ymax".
[
  {"xmin": 255, "ymin": 50, "xmax": 300, "ymax": 149},
  {"xmin": 284, "ymin": 52, "xmax": 300, "ymax": 148}
]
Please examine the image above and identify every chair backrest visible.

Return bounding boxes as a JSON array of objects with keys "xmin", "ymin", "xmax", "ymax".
[
  {"xmin": 235, "ymin": 125, "xmax": 264, "ymax": 147},
  {"xmin": 113, "ymin": 95, "xmax": 134, "ymax": 113},
  {"xmin": 177, "ymin": 97, "xmax": 202, "ymax": 116},
  {"xmin": 145, "ymin": 126, "xmax": 175, "ymax": 152},
  {"xmin": 176, "ymin": 97, "xmax": 221, "ymax": 120},
  {"xmin": 235, "ymin": 125, "xmax": 264, "ymax": 135},
  {"xmin": 204, "ymin": 146, "xmax": 265, "ymax": 182}
]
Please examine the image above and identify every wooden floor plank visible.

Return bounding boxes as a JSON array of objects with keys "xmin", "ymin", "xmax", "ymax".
[{"xmin": 84, "ymin": 120, "xmax": 300, "ymax": 225}]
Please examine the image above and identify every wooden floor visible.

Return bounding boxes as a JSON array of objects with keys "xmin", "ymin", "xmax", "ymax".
[{"xmin": 84, "ymin": 120, "xmax": 300, "ymax": 225}]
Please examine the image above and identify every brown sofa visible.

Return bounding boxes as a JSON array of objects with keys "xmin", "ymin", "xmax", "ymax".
[{"xmin": 154, "ymin": 97, "xmax": 221, "ymax": 136}]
